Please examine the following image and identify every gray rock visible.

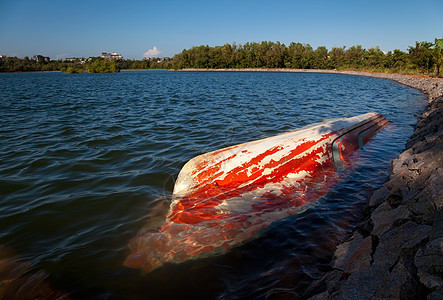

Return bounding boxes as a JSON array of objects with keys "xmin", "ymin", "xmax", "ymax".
[
  {"xmin": 342, "ymin": 236, "xmax": 372, "ymax": 274},
  {"xmin": 368, "ymin": 186, "xmax": 389, "ymax": 208},
  {"xmin": 333, "ymin": 231, "xmax": 363, "ymax": 270},
  {"xmin": 407, "ymin": 167, "xmax": 443, "ymax": 219},
  {"xmin": 428, "ymin": 285, "xmax": 443, "ymax": 300},
  {"xmin": 304, "ymin": 270, "xmax": 343, "ymax": 299},
  {"xmin": 338, "ymin": 265, "xmax": 387, "ymax": 299},
  {"xmin": 431, "ymin": 208, "xmax": 443, "ymax": 240},
  {"xmin": 307, "ymin": 291, "xmax": 330, "ymax": 300},
  {"xmin": 415, "ymin": 237, "xmax": 443, "ymax": 290},
  {"xmin": 371, "ymin": 203, "xmax": 410, "ymax": 237},
  {"xmin": 391, "ymin": 148, "xmax": 414, "ymax": 175},
  {"xmin": 373, "ymin": 257, "xmax": 421, "ymax": 299},
  {"xmin": 332, "ymin": 231, "xmax": 372, "ymax": 274},
  {"xmin": 384, "ymin": 183, "xmax": 406, "ymax": 208},
  {"xmin": 373, "ymin": 221, "xmax": 431, "ymax": 269}
]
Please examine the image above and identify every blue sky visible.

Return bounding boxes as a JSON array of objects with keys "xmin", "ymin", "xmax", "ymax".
[{"xmin": 0, "ymin": 0, "xmax": 442, "ymax": 60}]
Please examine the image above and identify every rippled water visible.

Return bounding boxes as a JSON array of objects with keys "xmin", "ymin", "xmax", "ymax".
[{"xmin": 0, "ymin": 71, "xmax": 426, "ymax": 299}]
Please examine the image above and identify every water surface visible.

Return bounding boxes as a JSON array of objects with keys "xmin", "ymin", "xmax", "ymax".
[{"xmin": 0, "ymin": 70, "xmax": 426, "ymax": 298}]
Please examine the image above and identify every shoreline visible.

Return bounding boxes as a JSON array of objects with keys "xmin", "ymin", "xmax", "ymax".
[
  {"xmin": 305, "ymin": 97, "xmax": 442, "ymax": 300},
  {"xmin": 180, "ymin": 68, "xmax": 443, "ymax": 298},
  {"xmin": 290, "ymin": 75, "xmax": 441, "ymax": 298}
]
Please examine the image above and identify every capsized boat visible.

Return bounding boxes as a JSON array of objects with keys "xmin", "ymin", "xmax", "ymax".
[{"xmin": 124, "ymin": 112, "xmax": 389, "ymax": 272}]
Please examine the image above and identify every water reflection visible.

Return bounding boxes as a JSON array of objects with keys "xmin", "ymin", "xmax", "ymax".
[
  {"xmin": 125, "ymin": 167, "xmax": 341, "ymax": 273},
  {"xmin": 0, "ymin": 245, "xmax": 70, "ymax": 299}
]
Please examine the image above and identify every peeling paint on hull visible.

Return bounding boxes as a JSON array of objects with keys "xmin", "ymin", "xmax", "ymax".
[{"xmin": 125, "ymin": 113, "xmax": 388, "ymax": 272}]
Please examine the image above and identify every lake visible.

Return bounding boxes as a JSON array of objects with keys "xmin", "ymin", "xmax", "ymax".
[{"xmin": 0, "ymin": 70, "xmax": 426, "ymax": 299}]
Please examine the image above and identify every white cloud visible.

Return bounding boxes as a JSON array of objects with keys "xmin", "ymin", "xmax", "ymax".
[
  {"xmin": 56, "ymin": 53, "xmax": 69, "ymax": 60},
  {"xmin": 143, "ymin": 46, "xmax": 162, "ymax": 58}
]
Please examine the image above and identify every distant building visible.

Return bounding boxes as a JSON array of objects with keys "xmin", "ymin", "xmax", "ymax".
[
  {"xmin": 33, "ymin": 55, "xmax": 50, "ymax": 63},
  {"xmin": 0, "ymin": 55, "xmax": 6, "ymax": 60},
  {"xmin": 101, "ymin": 52, "xmax": 123, "ymax": 61}
]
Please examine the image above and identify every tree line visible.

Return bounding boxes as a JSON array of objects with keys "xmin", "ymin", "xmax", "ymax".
[
  {"xmin": 0, "ymin": 56, "xmax": 169, "ymax": 73},
  {"xmin": 1, "ymin": 38, "xmax": 441, "ymax": 76},
  {"xmin": 0, "ymin": 56, "xmax": 121, "ymax": 73},
  {"xmin": 171, "ymin": 39, "xmax": 442, "ymax": 76}
]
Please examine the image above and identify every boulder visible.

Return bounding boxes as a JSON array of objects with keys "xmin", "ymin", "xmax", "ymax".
[
  {"xmin": 338, "ymin": 265, "xmax": 387, "ymax": 299},
  {"xmin": 373, "ymin": 257, "xmax": 423, "ymax": 299},
  {"xmin": 368, "ymin": 186, "xmax": 389, "ymax": 208},
  {"xmin": 332, "ymin": 231, "xmax": 372, "ymax": 274},
  {"xmin": 373, "ymin": 221, "xmax": 431, "ymax": 269},
  {"xmin": 371, "ymin": 203, "xmax": 410, "ymax": 237},
  {"xmin": 428, "ymin": 286, "xmax": 443, "ymax": 300},
  {"xmin": 415, "ymin": 237, "xmax": 443, "ymax": 290}
]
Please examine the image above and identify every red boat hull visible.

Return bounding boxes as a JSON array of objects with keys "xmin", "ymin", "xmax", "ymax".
[{"xmin": 125, "ymin": 113, "xmax": 388, "ymax": 272}]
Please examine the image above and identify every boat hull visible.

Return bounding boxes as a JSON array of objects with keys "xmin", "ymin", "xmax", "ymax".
[{"xmin": 125, "ymin": 113, "xmax": 388, "ymax": 272}]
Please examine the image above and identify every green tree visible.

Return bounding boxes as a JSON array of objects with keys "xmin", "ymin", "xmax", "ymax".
[
  {"xmin": 385, "ymin": 49, "xmax": 408, "ymax": 72},
  {"xmin": 65, "ymin": 66, "xmax": 84, "ymax": 74},
  {"xmin": 408, "ymin": 41, "xmax": 435, "ymax": 74},
  {"xmin": 265, "ymin": 41, "xmax": 286, "ymax": 68},
  {"xmin": 86, "ymin": 59, "xmax": 120, "ymax": 73},
  {"xmin": 314, "ymin": 46, "xmax": 329, "ymax": 69},
  {"xmin": 434, "ymin": 38, "xmax": 443, "ymax": 76},
  {"xmin": 345, "ymin": 45, "xmax": 365, "ymax": 69},
  {"xmin": 364, "ymin": 46, "xmax": 386, "ymax": 70},
  {"xmin": 286, "ymin": 43, "xmax": 314, "ymax": 69},
  {"xmin": 328, "ymin": 46, "xmax": 346, "ymax": 69},
  {"xmin": 220, "ymin": 43, "xmax": 236, "ymax": 68}
]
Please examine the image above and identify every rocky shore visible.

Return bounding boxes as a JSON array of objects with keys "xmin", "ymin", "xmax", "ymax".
[
  {"xmin": 302, "ymin": 73, "xmax": 443, "ymax": 299},
  {"xmin": 181, "ymin": 68, "xmax": 443, "ymax": 298}
]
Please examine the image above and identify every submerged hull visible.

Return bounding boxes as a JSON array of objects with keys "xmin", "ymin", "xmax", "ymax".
[{"xmin": 125, "ymin": 113, "xmax": 388, "ymax": 272}]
